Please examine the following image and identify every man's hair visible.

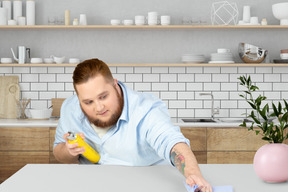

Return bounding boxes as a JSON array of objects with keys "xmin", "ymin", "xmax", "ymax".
[{"xmin": 73, "ymin": 58, "xmax": 114, "ymax": 92}]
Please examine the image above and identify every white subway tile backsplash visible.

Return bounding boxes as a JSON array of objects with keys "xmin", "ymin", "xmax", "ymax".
[
  {"xmin": 281, "ymin": 74, "xmax": 288, "ymax": 82},
  {"xmin": 273, "ymin": 83, "xmax": 288, "ymax": 91},
  {"xmin": 39, "ymin": 92, "xmax": 56, "ymax": 99},
  {"xmin": 178, "ymin": 74, "xmax": 194, "ymax": 82},
  {"xmin": 65, "ymin": 82, "xmax": 74, "ymax": 91},
  {"xmin": 256, "ymin": 67, "xmax": 272, "ymax": 73},
  {"xmin": 169, "ymin": 67, "xmax": 185, "ymax": 74},
  {"xmin": 0, "ymin": 67, "xmax": 13, "ymax": 73},
  {"xmin": 134, "ymin": 83, "xmax": 151, "ymax": 91},
  {"xmin": 220, "ymin": 67, "xmax": 237, "ymax": 74},
  {"xmin": 273, "ymin": 67, "xmax": 288, "ymax": 73},
  {"xmin": 13, "ymin": 67, "xmax": 30, "ymax": 74},
  {"xmin": 22, "ymin": 91, "xmax": 38, "ymax": 99},
  {"xmin": 169, "ymin": 100, "xmax": 185, "ymax": 108},
  {"xmin": 161, "ymin": 74, "xmax": 176, "ymax": 82},
  {"xmin": 40, "ymin": 74, "xmax": 55, "ymax": 82},
  {"xmin": 117, "ymin": 67, "xmax": 133, "ymax": 73},
  {"xmin": 57, "ymin": 74, "xmax": 73, "ymax": 82},
  {"xmin": 126, "ymin": 74, "xmax": 142, "ymax": 82},
  {"xmin": 221, "ymin": 83, "xmax": 238, "ymax": 91},
  {"xmin": 187, "ymin": 83, "xmax": 203, "ymax": 91},
  {"xmin": 204, "ymin": 83, "xmax": 220, "ymax": 91},
  {"xmin": 178, "ymin": 109, "xmax": 194, "ymax": 118},
  {"xmin": 65, "ymin": 67, "xmax": 76, "ymax": 73},
  {"xmin": 31, "ymin": 67, "xmax": 47, "ymax": 74},
  {"xmin": 22, "ymin": 74, "xmax": 38, "ymax": 82},
  {"xmin": 187, "ymin": 100, "xmax": 203, "ymax": 109},
  {"xmin": 195, "ymin": 74, "xmax": 211, "ymax": 82},
  {"xmin": 31, "ymin": 83, "xmax": 47, "ymax": 91},
  {"xmin": 212, "ymin": 74, "xmax": 229, "ymax": 82},
  {"xmin": 48, "ymin": 67, "xmax": 64, "ymax": 73},
  {"xmin": 143, "ymin": 74, "xmax": 159, "ymax": 82},
  {"xmin": 169, "ymin": 83, "xmax": 185, "ymax": 91},
  {"xmin": 161, "ymin": 92, "xmax": 177, "ymax": 100},
  {"xmin": 204, "ymin": 67, "xmax": 220, "ymax": 73},
  {"xmin": 48, "ymin": 83, "xmax": 64, "ymax": 91},
  {"xmin": 221, "ymin": 100, "xmax": 237, "ymax": 108},
  {"xmin": 178, "ymin": 92, "xmax": 194, "ymax": 100},
  {"xmin": 134, "ymin": 67, "xmax": 151, "ymax": 73},
  {"xmin": 186, "ymin": 67, "xmax": 203, "ymax": 73},
  {"xmin": 5, "ymin": 66, "xmax": 288, "ymax": 119},
  {"xmin": 264, "ymin": 74, "xmax": 280, "ymax": 82},
  {"xmin": 57, "ymin": 92, "xmax": 74, "ymax": 98},
  {"xmin": 152, "ymin": 67, "xmax": 168, "ymax": 73},
  {"xmin": 238, "ymin": 67, "xmax": 255, "ymax": 74}
]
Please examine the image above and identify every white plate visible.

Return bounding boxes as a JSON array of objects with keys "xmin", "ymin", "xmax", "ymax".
[{"xmin": 208, "ymin": 61, "xmax": 235, "ymax": 63}]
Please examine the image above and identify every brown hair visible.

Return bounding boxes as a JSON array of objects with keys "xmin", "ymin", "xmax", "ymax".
[{"xmin": 73, "ymin": 58, "xmax": 114, "ymax": 92}]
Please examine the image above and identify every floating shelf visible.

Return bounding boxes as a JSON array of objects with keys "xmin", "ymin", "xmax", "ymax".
[
  {"xmin": 1, "ymin": 63, "xmax": 288, "ymax": 67},
  {"xmin": 0, "ymin": 25, "xmax": 287, "ymax": 30}
]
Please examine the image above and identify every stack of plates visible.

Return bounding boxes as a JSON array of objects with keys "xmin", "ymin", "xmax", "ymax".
[
  {"xmin": 181, "ymin": 54, "xmax": 206, "ymax": 63},
  {"xmin": 209, "ymin": 52, "xmax": 235, "ymax": 63}
]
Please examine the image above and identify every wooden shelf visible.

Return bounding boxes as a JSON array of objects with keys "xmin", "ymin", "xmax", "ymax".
[
  {"xmin": 1, "ymin": 63, "xmax": 288, "ymax": 67},
  {"xmin": 0, "ymin": 25, "xmax": 288, "ymax": 30}
]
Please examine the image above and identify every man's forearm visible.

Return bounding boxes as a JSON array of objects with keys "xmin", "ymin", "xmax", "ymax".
[
  {"xmin": 53, "ymin": 143, "xmax": 79, "ymax": 164},
  {"xmin": 170, "ymin": 142, "xmax": 202, "ymax": 178}
]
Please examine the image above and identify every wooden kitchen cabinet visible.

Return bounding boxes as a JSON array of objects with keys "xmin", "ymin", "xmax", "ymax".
[
  {"xmin": 180, "ymin": 127, "xmax": 271, "ymax": 164},
  {"xmin": 0, "ymin": 127, "xmax": 50, "ymax": 183}
]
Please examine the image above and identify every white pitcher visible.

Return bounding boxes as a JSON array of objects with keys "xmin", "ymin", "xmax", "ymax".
[{"xmin": 11, "ymin": 46, "xmax": 30, "ymax": 64}]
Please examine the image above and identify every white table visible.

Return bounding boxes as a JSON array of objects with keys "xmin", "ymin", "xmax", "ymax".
[{"xmin": 0, "ymin": 164, "xmax": 287, "ymax": 192}]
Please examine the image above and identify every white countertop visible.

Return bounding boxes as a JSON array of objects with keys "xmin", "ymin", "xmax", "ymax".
[
  {"xmin": 0, "ymin": 164, "xmax": 287, "ymax": 192},
  {"xmin": 0, "ymin": 118, "xmax": 247, "ymax": 127}
]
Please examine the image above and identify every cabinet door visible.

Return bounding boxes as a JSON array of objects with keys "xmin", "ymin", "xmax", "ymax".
[
  {"xmin": 49, "ymin": 127, "xmax": 61, "ymax": 164},
  {"xmin": 0, "ymin": 127, "xmax": 50, "ymax": 183},
  {"xmin": 180, "ymin": 127, "xmax": 207, "ymax": 164},
  {"xmin": 207, "ymin": 127, "xmax": 267, "ymax": 164}
]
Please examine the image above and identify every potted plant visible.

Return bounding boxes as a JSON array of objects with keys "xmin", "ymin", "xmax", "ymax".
[{"xmin": 238, "ymin": 75, "xmax": 288, "ymax": 183}]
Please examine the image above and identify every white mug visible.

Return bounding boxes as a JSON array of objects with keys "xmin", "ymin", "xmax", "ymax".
[
  {"xmin": 122, "ymin": 19, "xmax": 133, "ymax": 25},
  {"xmin": 8, "ymin": 19, "xmax": 17, "ymax": 25},
  {"xmin": 160, "ymin": 15, "xmax": 171, "ymax": 25},
  {"xmin": 250, "ymin": 16, "xmax": 259, "ymax": 25},
  {"xmin": 69, "ymin": 58, "xmax": 80, "ymax": 64},
  {"xmin": 111, "ymin": 19, "xmax": 121, "ymax": 25},
  {"xmin": 17, "ymin": 16, "xmax": 26, "ymax": 25},
  {"xmin": 79, "ymin": 14, "xmax": 87, "ymax": 25}
]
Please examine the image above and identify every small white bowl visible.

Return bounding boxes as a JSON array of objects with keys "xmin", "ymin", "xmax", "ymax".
[
  {"xmin": 0, "ymin": 58, "xmax": 13, "ymax": 64},
  {"xmin": 44, "ymin": 58, "xmax": 54, "ymax": 64},
  {"xmin": 111, "ymin": 19, "xmax": 121, "ymax": 25},
  {"xmin": 30, "ymin": 58, "xmax": 43, "ymax": 64},
  {"xmin": 28, "ymin": 109, "xmax": 52, "ymax": 119},
  {"xmin": 280, "ymin": 53, "xmax": 288, "ymax": 59},
  {"xmin": 69, "ymin": 58, "xmax": 80, "ymax": 64}
]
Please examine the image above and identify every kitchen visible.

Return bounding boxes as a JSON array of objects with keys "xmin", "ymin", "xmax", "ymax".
[{"xmin": 1, "ymin": 0, "xmax": 288, "ymax": 191}]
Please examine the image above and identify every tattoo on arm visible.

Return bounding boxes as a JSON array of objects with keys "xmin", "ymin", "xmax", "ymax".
[{"xmin": 171, "ymin": 150, "xmax": 185, "ymax": 175}]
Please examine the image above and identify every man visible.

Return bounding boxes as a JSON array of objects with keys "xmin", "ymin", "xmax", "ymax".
[{"xmin": 53, "ymin": 58, "xmax": 212, "ymax": 192}]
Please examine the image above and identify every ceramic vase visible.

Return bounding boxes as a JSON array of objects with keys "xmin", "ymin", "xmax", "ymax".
[{"xmin": 253, "ymin": 143, "xmax": 288, "ymax": 183}]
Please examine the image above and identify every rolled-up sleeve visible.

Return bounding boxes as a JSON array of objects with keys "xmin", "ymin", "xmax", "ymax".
[{"xmin": 141, "ymin": 101, "xmax": 190, "ymax": 165}]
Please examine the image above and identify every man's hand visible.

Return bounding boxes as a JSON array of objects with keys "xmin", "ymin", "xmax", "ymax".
[
  {"xmin": 63, "ymin": 132, "xmax": 86, "ymax": 157},
  {"xmin": 186, "ymin": 174, "xmax": 212, "ymax": 192}
]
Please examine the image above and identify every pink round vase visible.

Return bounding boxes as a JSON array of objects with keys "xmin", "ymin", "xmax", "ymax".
[{"xmin": 254, "ymin": 143, "xmax": 288, "ymax": 183}]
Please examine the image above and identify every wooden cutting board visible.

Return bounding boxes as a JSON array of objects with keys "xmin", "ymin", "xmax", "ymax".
[
  {"xmin": 51, "ymin": 98, "xmax": 66, "ymax": 117},
  {"xmin": 0, "ymin": 76, "xmax": 20, "ymax": 119}
]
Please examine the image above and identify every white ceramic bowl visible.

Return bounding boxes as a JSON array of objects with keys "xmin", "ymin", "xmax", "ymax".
[
  {"xmin": 30, "ymin": 58, "xmax": 43, "ymax": 64},
  {"xmin": 280, "ymin": 53, "xmax": 288, "ymax": 59},
  {"xmin": 44, "ymin": 58, "xmax": 54, "ymax": 64},
  {"xmin": 0, "ymin": 58, "xmax": 13, "ymax": 64},
  {"xmin": 29, "ymin": 109, "xmax": 52, "ymax": 119},
  {"xmin": 111, "ymin": 19, "xmax": 121, "ymax": 25},
  {"xmin": 272, "ymin": 2, "xmax": 288, "ymax": 25}
]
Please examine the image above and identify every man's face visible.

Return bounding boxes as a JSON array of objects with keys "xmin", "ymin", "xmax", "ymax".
[{"xmin": 76, "ymin": 75, "xmax": 123, "ymax": 128}]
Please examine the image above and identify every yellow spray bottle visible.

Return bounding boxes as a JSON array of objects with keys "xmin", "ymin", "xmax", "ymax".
[{"xmin": 66, "ymin": 131, "xmax": 100, "ymax": 164}]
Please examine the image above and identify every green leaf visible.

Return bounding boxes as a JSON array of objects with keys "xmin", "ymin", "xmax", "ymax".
[
  {"xmin": 248, "ymin": 101, "xmax": 256, "ymax": 109},
  {"xmin": 284, "ymin": 100, "xmax": 288, "ymax": 111},
  {"xmin": 281, "ymin": 112, "xmax": 288, "ymax": 122},
  {"xmin": 278, "ymin": 102, "xmax": 282, "ymax": 114},
  {"xmin": 255, "ymin": 130, "xmax": 260, "ymax": 135},
  {"xmin": 272, "ymin": 103, "xmax": 279, "ymax": 117}
]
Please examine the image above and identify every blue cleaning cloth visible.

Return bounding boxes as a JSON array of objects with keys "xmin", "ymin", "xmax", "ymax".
[{"xmin": 184, "ymin": 182, "xmax": 233, "ymax": 192}]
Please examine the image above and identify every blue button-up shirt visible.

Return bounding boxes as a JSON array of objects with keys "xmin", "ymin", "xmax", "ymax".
[{"xmin": 54, "ymin": 81, "xmax": 189, "ymax": 165}]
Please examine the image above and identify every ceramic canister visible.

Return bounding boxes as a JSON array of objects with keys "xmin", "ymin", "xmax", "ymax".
[
  {"xmin": 13, "ymin": 0, "xmax": 22, "ymax": 21},
  {"xmin": 26, "ymin": 0, "xmax": 35, "ymax": 25},
  {"xmin": 0, "ymin": 8, "xmax": 8, "ymax": 25},
  {"xmin": 2, "ymin": 0, "xmax": 12, "ymax": 20}
]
